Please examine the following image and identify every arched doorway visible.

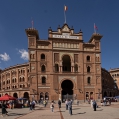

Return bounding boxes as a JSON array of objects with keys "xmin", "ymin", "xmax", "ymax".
[
  {"xmin": 45, "ymin": 92, "xmax": 49, "ymax": 100},
  {"xmin": 61, "ymin": 80, "xmax": 73, "ymax": 102},
  {"xmin": 62, "ymin": 55, "xmax": 71, "ymax": 72},
  {"xmin": 23, "ymin": 92, "xmax": 29, "ymax": 99},
  {"xmin": 13, "ymin": 93, "xmax": 18, "ymax": 98},
  {"xmin": 110, "ymin": 92, "xmax": 112, "ymax": 97},
  {"xmin": 104, "ymin": 92, "xmax": 107, "ymax": 97},
  {"xmin": 40, "ymin": 92, "xmax": 44, "ymax": 100}
]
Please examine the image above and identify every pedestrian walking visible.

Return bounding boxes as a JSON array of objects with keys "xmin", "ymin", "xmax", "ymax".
[
  {"xmin": 91, "ymin": 100, "xmax": 93, "ymax": 107},
  {"xmin": 67, "ymin": 99, "xmax": 72, "ymax": 115},
  {"xmin": 1, "ymin": 101, "xmax": 8, "ymax": 117},
  {"xmin": 50, "ymin": 100, "xmax": 54, "ymax": 112},
  {"xmin": 43, "ymin": 100, "xmax": 47, "ymax": 107},
  {"xmin": 109, "ymin": 98, "xmax": 111, "ymax": 105},
  {"xmin": 103, "ymin": 97, "xmax": 106, "ymax": 106},
  {"xmin": 100, "ymin": 99, "xmax": 103, "ymax": 106},
  {"xmin": 92, "ymin": 99, "xmax": 97, "ymax": 111},
  {"xmin": 29, "ymin": 101, "xmax": 32, "ymax": 110},
  {"xmin": 65, "ymin": 99, "xmax": 68, "ymax": 110},
  {"xmin": 58, "ymin": 99, "xmax": 61, "ymax": 108},
  {"xmin": 32, "ymin": 100, "xmax": 36, "ymax": 110}
]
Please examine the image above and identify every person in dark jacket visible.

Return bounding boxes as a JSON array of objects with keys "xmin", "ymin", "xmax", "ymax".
[
  {"xmin": 58, "ymin": 100, "xmax": 61, "ymax": 108},
  {"xmin": 93, "ymin": 99, "xmax": 97, "ymax": 111},
  {"xmin": 1, "ymin": 101, "xmax": 8, "ymax": 117}
]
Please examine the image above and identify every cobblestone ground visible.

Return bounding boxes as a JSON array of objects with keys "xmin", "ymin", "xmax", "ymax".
[{"xmin": 0, "ymin": 102, "xmax": 119, "ymax": 119}]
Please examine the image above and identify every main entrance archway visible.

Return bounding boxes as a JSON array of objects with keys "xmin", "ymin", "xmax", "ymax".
[{"xmin": 61, "ymin": 80, "xmax": 73, "ymax": 102}]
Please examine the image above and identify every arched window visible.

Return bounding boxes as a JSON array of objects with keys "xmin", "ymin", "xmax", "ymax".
[
  {"xmin": 30, "ymin": 54, "xmax": 32, "ymax": 59},
  {"xmin": 20, "ymin": 85, "xmax": 22, "ymax": 88},
  {"xmin": 41, "ymin": 54, "xmax": 45, "ymax": 60},
  {"xmin": 87, "ymin": 66, "xmax": 90, "ymax": 73},
  {"xmin": 42, "ymin": 77, "xmax": 46, "ymax": 84},
  {"xmin": 19, "ymin": 77, "xmax": 21, "ymax": 82},
  {"xmin": 74, "ymin": 64, "xmax": 78, "ymax": 72},
  {"xmin": 55, "ymin": 64, "xmax": 59, "ymax": 72},
  {"xmin": 62, "ymin": 55, "xmax": 71, "ymax": 72},
  {"xmin": 23, "ymin": 84, "xmax": 25, "ymax": 88},
  {"xmin": 98, "ymin": 57, "xmax": 100, "ymax": 62},
  {"xmin": 23, "ymin": 77, "xmax": 25, "ymax": 81},
  {"xmin": 87, "ymin": 56, "xmax": 90, "ymax": 62},
  {"xmin": 41, "ymin": 65, "xmax": 46, "ymax": 72},
  {"xmin": 87, "ymin": 77, "xmax": 91, "ymax": 84}
]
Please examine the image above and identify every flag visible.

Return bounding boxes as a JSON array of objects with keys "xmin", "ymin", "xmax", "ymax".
[
  {"xmin": 94, "ymin": 23, "xmax": 98, "ymax": 30},
  {"xmin": 64, "ymin": 5, "xmax": 68, "ymax": 11}
]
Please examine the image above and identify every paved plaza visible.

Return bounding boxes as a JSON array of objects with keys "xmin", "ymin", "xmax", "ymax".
[{"xmin": 0, "ymin": 102, "xmax": 119, "ymax": 119}]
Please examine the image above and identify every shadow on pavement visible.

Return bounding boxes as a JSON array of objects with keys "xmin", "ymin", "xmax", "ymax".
[
  {"xmin": 73, "ymin": 112, "xmax": 86, "ymax": 115},
  {"xmin": 97, "ymin": 109, "xmax": 103, "ymax": 111},
  {"xmin": 72, "ymin": 108, "xmax": 80, "ymax": 110},
  {"xmin": 8, "ymin": 113, "xmax": 26, "ymax": 116},
  {"xmin": 57, "ymin": 111, "xmax": 65, "ymax": 112}
]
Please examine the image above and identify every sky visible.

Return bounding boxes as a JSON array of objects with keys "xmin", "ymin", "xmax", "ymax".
[{"xmin": 0, "ymin": 0, "xmax": 119, "ymax": 70}]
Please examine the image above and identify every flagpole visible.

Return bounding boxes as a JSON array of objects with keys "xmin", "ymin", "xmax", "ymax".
[
  {"xmin": 94, "ymin": 23, "xmax": 96, "ymax": 34},
  {"xmin": 64, "ymin": 5, "xmax": 66, "ymax": 23},
  {"xmin": 31, "ymin": 17, "xmax": 34, "ymax": 29}
]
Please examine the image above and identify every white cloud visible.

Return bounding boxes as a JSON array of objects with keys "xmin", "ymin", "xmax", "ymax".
[
  {"xmin": 0, "ymin": 53, "xmax": 10, "ymax": 61},
  {"xmin": 19, "ymin": 49, "xmax": 28, "ymax": 60}
]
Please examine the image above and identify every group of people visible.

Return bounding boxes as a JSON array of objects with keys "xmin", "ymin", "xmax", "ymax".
[
  {"xmin": 100, "ymin": 99, "xmax": 111, "ymax": 106},
  {"xmin": 50, "ymin": 99, "xmax": 73, "ymax": 115},
  {"xmin": 29, "ymin": 100, "xmax": 36, "ymax": 110}
]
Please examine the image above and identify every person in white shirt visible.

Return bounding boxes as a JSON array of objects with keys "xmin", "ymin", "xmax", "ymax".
[{"xmin": 65, "ymin": 99, "xmax": 68, "ymax": 110}]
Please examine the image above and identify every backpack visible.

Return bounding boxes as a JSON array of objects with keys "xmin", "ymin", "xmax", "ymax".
[{"xmin": 93, "ymin": 101, "xmax": 96, "ymax": 105}]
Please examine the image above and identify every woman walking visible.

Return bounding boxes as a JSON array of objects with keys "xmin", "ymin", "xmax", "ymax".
[
  {"xmin": 50, "ymin": 100, "xmax": 54, "ymax": 112},
  {"xmin": 1, "ymin": 101, "xmax": 8, "ymax": 117}
]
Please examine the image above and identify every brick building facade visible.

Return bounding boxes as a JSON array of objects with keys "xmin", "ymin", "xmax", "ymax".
[
  {"xmin": 0, "ymin": 63, "xmax": 30, "ymax": 98},
  {"xmin": 26, "ymin": 24, "xmax": 103, "ymax": 101},
  {"xmin": 109, "ymin": 68, "xmax": 119, "ymax": 90},
  {"xmin": 0, "ymin": 24, "xmax": 118, "ymax": 102}
]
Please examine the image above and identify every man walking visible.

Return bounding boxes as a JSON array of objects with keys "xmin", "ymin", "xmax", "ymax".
[
  {"xmin": 58, "ymin": 99, "xmax": 61, "ymax": 108},
  {"xmin": 67, "ymin": 99, "xmax": 72, "ymax": 115},
  {"xmin": 93, "ymin": 99, "xmax": 97, "ymax": 111},
  {"xmin": 65, "ymin": 99, "xmax": 68, "ymax": 110}
]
